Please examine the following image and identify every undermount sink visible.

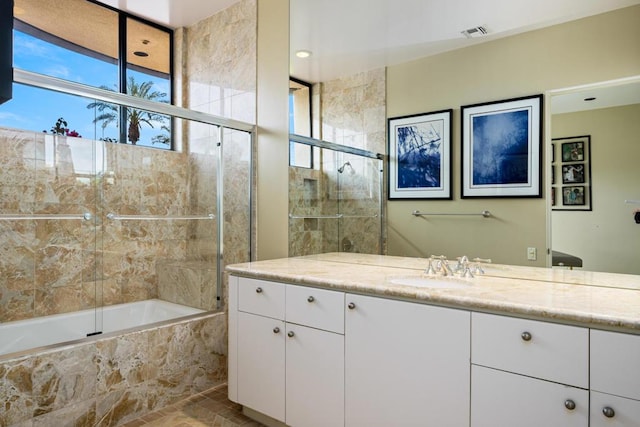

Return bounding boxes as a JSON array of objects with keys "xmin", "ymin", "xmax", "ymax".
[{"xmin": 389, "ymin": 276, "xmax": 472, "ymax": 289}]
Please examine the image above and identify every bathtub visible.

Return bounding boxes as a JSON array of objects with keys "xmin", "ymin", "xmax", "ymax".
[{"xmin": 0, "ymin": 299, "xmax": 204, "ymax": 357}]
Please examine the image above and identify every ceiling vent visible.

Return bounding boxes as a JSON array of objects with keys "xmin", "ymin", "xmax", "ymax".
[{"xmin": 461, "ymin": 26, "xmax": 488, "ymax": 39}]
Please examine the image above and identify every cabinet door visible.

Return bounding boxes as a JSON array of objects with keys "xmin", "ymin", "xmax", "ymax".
[
  {"xmin": 471, "ymin": 365, "xmax": 588, "ymax": 427},
  {"xmin": 591, "ymin": 329, "xmax": 640, "ymax": 400},
  {"xmin": 237, "ymin": 312, "xmax": 286, "ymax": 422},
  {"xmin": 590, "ymin": 391, "xmax": 640, "ymax": 427},
  {"xmin": 286, "ymin": 324, "xmax": 344, "ymax": 427},
  {"xmin": 345, "ymin": 293, "xmax": 470, "ymax": 427}
]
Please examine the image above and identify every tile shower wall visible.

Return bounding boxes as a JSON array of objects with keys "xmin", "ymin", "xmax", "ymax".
[
  {"xmin": 0, "ymin": 312, "xmax": 226, "ymax": 427},
  {"xmin": 289, "ymin": 69, "xmax": 386, "ymax": 256},
  {"xmin": 0, "ymin": 128, "xmax": 219, "ymax": 323},
  {"xmin": 179, "ymin": 0, "xmax": 256, "ymax": 306}
]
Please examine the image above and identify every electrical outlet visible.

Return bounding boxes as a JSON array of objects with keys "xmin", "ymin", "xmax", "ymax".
[{"xmin": 527, "ymin": 247, "xmax": 537, "ymax": 261}]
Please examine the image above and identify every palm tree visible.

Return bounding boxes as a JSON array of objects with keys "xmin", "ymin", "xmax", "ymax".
[{"xmin": 87, "ymin": 76, "xmax": 169, "ymax": 145}]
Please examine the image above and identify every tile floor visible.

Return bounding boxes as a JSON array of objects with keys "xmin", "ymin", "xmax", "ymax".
[{"xmin": 121, "ymin": 384, "xmax": 265, "ymax": 427}]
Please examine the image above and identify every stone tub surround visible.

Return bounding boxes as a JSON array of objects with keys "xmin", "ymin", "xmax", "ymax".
[
  {"xmin": 226, "ymin": 253, "xmax": 640, "ymax": 333},
  {"xmin": 0, "ymin": 311, "xmax": 226, "ymax": 427}
]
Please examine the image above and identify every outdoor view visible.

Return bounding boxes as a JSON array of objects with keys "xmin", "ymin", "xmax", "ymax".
[{"xmin": 0, "ymin": 6, "xmax": 172, "ymax": 149}]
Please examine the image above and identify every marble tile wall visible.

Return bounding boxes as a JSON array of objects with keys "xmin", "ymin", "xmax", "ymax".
[
  {"xmin": 0, "ymin": 128, "xmax": 221, "ymax": 322},
  {"xmin": 289, "ymin": 68, "xmax": 386, "ymax": 256},
  {"xmin": 0, "ymin": 311, "xmax": 226, "ymax": 427},
  {"xmin": 181, "ymin": 0, "xmax": 257, "ymax": 124}
]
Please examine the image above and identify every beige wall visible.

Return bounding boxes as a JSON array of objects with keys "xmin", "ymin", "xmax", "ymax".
[
  {"xmin": 386, "ymin": 5, "xmax": 640, "ymax": 266},
  {"xmin": 256, "ymin": 0, "xmax": 290, "ymax": 260},
  {"xmin": 552, "ymin": 104, "xmax": 640, "ymax": 274}
]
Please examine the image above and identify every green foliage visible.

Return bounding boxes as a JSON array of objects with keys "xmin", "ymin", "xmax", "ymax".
[{"xmin": 87, "ymin": 77, "xmax": 169, "ymax": 145}]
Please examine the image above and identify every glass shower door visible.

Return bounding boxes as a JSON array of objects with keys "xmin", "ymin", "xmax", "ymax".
[{"xmin": 288, "ymin": 137, "xmax": 383, "ymax": 256}]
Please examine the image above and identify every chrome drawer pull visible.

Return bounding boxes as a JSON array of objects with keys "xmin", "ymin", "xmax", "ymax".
[
  {"xmin": 602, "ymin": 407, "xmax": 615, "ymax": 418},
  {"xmin": 348, "ymin": 302, "xmax": 356, "ymax": 310},
  {"xmin": 273, "ymin": 327, "xmax": 280, "ymax": 334},
  {"xmin": 287, "ymin": 331, "xmax": 295, "ymax": 338},
  {"xmin": 521, "ymin": 331, "xmax": 532, "ymax": 342},
  {"xmin": 307, "ymin": 296, "xmax": 315, "ymax": 303},
  {"xmin": 255, "ymin": 287, "xmax": 263, "ymax": 293},
  {"xmin": 564, "ymin": 400, "xmax": 576, "ymax": 410}
]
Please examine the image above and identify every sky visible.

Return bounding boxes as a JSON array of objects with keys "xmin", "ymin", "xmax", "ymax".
[{"xmin": 0, "ymin": 29, "xmax": 171, "ymax": 148}]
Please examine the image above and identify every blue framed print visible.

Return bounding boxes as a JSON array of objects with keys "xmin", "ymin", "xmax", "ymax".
[
  {"xmin": 461, "ymin": 95, "xmax": 542, "ymax": 198},
  {"xmin": 388, "ymin": 109, "xmax": 452, "ymax": 200}
]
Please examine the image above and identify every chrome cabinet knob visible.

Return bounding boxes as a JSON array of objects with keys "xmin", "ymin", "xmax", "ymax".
[
  {"xmin": 273, "ymin": 327, "xmax": 280, "ymax": 334},
  {"xmin": 564, "ymin": 399, "xmax": 576, "ymax": 410},
  {"xmin": 348, "ymin": 302, "xmax": 356, "ymax": 310},
  {"xmin": 287, "ymin": 331, "xmax": 295, "ymax": 338},
  {"xmin": 521, "ymin": 331, "xmax": 532, "ymax": 341},
  {"xmin": 307, "ymin": 296, "xmax": 315, "ymax": 303},
  {"xmin": 602, "ymin": 407, "xmax": 615, "ymax": 418},
  {"xmin": 255, "ymin": 287, "xmax": 263, "ymax": 293}
]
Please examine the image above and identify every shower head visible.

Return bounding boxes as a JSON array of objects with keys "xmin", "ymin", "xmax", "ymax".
[{"xmin": 338, "ymin": 161, "xmax": 355, "ymax": 174}]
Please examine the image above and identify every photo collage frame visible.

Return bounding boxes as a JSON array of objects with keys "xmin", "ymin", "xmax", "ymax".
[{"xmin": 551, "ymin": 135, "xmax": 592, "ymax": 211}]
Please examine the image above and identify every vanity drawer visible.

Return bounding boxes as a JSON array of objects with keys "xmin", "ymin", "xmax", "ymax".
[
  {"xmin": 286, "ymin": 285, "xmax": 345, "ymax": 333},
  {"xmin": 590, "ymin": 391, "xmax": 640, "ymax": 427},
  {"xmin": 471, "ymin": 312, "xmax": 588, "ymax": 388},
  {"xmin": 238, "ymin": 277, "xmax": 285, "ymax": 320},
  {"xmin": 591, "ymin": 329, "xmax": 640, "ymax": 400}
]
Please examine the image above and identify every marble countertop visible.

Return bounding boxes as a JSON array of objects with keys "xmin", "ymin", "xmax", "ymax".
[{"xmin": 226, "ymin": 253, "xmax": 640, "ymax": 334}]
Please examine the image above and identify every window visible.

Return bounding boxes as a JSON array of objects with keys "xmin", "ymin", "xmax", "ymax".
[
  {"xmin": 289, "ymin": 77, "xmax": 313, "ymax": 168},
  {"xmin": 4, "ymin": 0, "xmax": 173, "ymax": 148}
]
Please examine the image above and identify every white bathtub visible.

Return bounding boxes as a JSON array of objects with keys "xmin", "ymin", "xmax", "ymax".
[{"xmin": 0, "ymin": 299, "xmax": 204, "ymax": 357}]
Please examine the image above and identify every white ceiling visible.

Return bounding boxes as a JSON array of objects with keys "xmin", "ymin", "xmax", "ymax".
[
  {"xmin": 100, "ymin": 0, "xmax": 640, "ymax": 84},
  {"xmin": 97, "ymin": 0, "xmax": 640, "ymax": 109},
  {"xmin": 289, "ymin": 0, "xmax": 640, "ymax": 83}
]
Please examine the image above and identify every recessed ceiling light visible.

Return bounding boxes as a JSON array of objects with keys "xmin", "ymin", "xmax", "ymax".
[
  {"xmin": 134, "ymin": 51, "xmax": 149, "ymax": 57},
  {"xmin": 584, "ymin": 97, "xmax": 596, "ymax": 101},
  {"xmin": 296, "ymin": 50, "xmax": 312, "ymax": 58}
]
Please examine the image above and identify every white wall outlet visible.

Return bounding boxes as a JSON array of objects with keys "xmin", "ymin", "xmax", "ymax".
[{"xmin": 527, "ymin": 247, "xmax": 537, "ymax": 261}]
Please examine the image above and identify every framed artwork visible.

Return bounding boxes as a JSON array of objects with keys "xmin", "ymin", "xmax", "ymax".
[
  {"xmin": 551, "ymin": 135, "xmax": 592, "ymax": 211},
  {"xmin": 562, "ymin": 186, "xmax": 586, "ymax": 206},
  {"xmin": 461, "ymin": 94, "xmax": 542, "ymax": 198},
  {"xmin": 388, "ymin": 109, "xmax": 452, "ymax": 199}
]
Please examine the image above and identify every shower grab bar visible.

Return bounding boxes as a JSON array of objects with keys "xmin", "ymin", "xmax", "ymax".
[
  {"xmin": 412, "ymin": 210, "xmax": 491, "ymax": 218},
  {"xmin": 0, "ymin": 212, "xmax": 93, "ymax": 221},
  {"xmin": 289, "ymin": 213, "xmax": 379, "ymax": 219},
  {"xmin": 106, "ymin": 213, "xmax": 215, "ymax": 221}
]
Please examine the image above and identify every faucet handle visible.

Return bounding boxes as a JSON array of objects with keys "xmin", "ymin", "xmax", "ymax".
[
  {"xmin": 425, "ymin": 259, "xmax": 437, "ymax": 275},
  {"xmin": 472, "ymin": 257, "xmax": 492, "ymax": 264}
]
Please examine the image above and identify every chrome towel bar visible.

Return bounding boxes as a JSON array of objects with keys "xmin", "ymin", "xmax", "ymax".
[{"xmin": 412, "ymin": 210, "xmax": 491, "ymax": 218}]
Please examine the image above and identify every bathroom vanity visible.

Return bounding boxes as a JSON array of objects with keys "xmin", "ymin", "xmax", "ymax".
[{"xmin": 226, "ymin": 253, "xmax": 640, "ymax": 427}]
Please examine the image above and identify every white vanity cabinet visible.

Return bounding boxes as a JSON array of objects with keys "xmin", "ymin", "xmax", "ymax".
[
  {"xmin": 229, "ymin": 276, "xmax": 345, "ymax": 427},
  {"xmin": 470, "ymin": 313, "xmax": 589, "ymax": 427},
  {"xmin": 590, "ymin": 329, "xmax": 640, "ymax": 427},
  {"xmin": 344, "ymin": 293, "xmax": 471, "ymax": 427}
]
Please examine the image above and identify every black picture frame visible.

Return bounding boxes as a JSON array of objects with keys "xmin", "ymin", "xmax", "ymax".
[
  {"xmin": 387, "ymin": 109, "xmax": 452, "ymax": 200},
  {"xmin": 552, "ymin": 135, "xmax": 592, "ymax": 211},
  {"xmin": 461, "ymin": 94, "xmax": 543, "ymax": 198}
]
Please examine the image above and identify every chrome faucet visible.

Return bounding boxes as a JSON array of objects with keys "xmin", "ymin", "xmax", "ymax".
[
  {"xmin": 425, "ymin": 255, "xmax": 453, "ymax": 276},
  {"xmin": 426, "ymin": 255, "xmax": 491, "ymax": 278}
]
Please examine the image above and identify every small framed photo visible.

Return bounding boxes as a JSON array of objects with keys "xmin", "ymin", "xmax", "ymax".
[
  {"xmin": 561, "ymin": 163, "xmax": 585, "ymax": 184},
  {"xmin": 562, "ymin": 186, "xmax": 586, "ymax": 206},
  {"xmin": 461, "ymin": 94, "xmax": 542, "ymax": 198},
  {"xmin": 562, "ymin": 141, "xmax": 584, "ymax": 162},
  {"xmin": 388, "ymin": 109, "xmax": 452, "ymax": 199},
  {"xmin": 552, "ymin": 135, "xmax": 592, "ymax": 211}
]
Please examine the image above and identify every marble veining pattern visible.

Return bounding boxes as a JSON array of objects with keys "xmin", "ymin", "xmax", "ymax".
[
  {"xmin": 227, "ymin": 253, "xmax": 640, "ymax": 333},
  {"xmin": 0, "ymin": 312, "xmax": 226, "ymax": 427}
]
